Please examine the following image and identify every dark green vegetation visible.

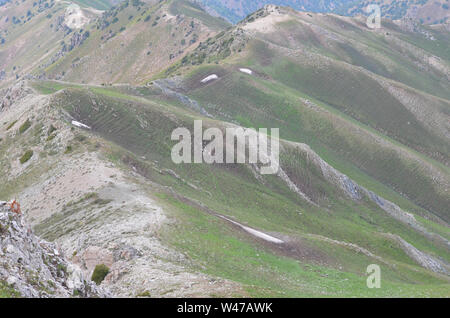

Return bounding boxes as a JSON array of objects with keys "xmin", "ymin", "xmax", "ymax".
[
  {"xmin": 19, "ymin": 119, "xmax": 31, "ymax": 134},
  {"xmin": 136, "ymin": 290, "xmax": 152, "ymax": 297},
  {"xmin": 19, "ymin": 150, "xmax": 33, "ymax": 164},
  {"xmin": 0, "ymin": 280, "xmax": 20, "ymax": 298},
  {"xmin": 91, "ymin": 264, "xmax": 110, "ymax": 285},
  {"xmin": 6, "ymin": 120, "xmax": 17, "ymax": 131}
]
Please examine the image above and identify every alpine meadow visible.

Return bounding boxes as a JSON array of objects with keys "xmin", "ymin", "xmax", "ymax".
[{"xmin": 0, "ymin": 0, "xmax": 449, "ymax": 301}]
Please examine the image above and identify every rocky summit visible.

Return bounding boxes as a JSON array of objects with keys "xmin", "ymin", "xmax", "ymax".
[{"xmin": 0, "ymin": 203, "xmax": 108, "ymax": 297}]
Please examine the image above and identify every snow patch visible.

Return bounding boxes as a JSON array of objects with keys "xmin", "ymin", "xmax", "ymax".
[
  {"xmin": 71, "ymin": 120, "xmax": 91, "ymax": 129},
  {"xmin": 239, "ymin": 68, "xmax": 253, "ymax": 75},
  {"xmin": 201, "ymin": 74, "xmax": 218, "ymax": 83},
  {"xmin": 219, "ymin": 215, "xmax": 284, "ymax": 244}
]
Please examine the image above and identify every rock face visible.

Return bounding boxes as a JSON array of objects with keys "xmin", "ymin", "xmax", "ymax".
[
  {"xmin": 68, "ymin": 30, "xmax": 90, "ymax": 52},
  {"xmin": 0, "ymin": 81, "xmax": 31, "ymax": 111},
  {"xmin": 0, "ymin": 203, "xmax": 109, "ymax": 298},
  {"xmin": 385, "ymin": 234, "xmax": 450, "ymax": 276}
]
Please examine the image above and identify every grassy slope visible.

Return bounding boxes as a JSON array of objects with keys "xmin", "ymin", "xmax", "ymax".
[
  {"xmin": 42, "ymin": 0, "xmax": 229, "ymax": 84},
  {"xmin": 27, "ymin": 81, "xmax": 449, "ymax": 297},
  {"xmin": 179, "ymin": 63, "xmax": 449, "ymax": 223},
  {"xmin": 0, "ymin": 0, "xmax": 70, "ymax": 86},
  {"xmin": 2, "ymin": 2, "xmax": 448, "ymax": 298},
  {"xmin": 163, "ymin": 8, "xmax": 450, "ymax": 222},
  {"xmin": 161, "ymin": 196, "xmax": 449, "ymax": 297}
]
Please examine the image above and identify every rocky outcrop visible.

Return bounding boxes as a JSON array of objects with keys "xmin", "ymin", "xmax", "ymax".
[
  {"xmin": 0, "ymin": 203, "xmax": 109, "ymax": 298},
  {"xmin": 0, "ymin": 81, "xmax": 32, "ymax": 111},
  {"xmin": 283, "ymin": 141, "xmax": 450, "ymax": 250},
  {"xmin": 68, "ymin": 30, "xmax": 90, "ymax": 51},
  {"xmin": 154, "ymin": 78, "xmax": 212, "ymax": 117},
  {"xmin": 54, "ymin": 15, "xmax": 72, "ymax": 35},
  {"xmin": 45, "ymin": 29, "xmax": 90, "ymax": 72},
  {"xmin": 385, "ymin": 233, "xmax": 450, "ymax": 276}
]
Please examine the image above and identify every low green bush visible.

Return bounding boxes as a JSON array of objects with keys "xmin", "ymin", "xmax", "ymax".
[
  {"xmin": 19, "ymin": 150, "xmax": 33, "ymax": 164},
  {"xmin": 6, "ymin": 120, "xmax": 17, "ymax": 130},
  {"xmin": 91, "ymin": 264, "xmax": 109, "ymax": 285},
  {"xmin": 19, "ymin": 119, "xmax": 31, "ymax": 134},
  {"xmin": 64, "ymin": 145, "xmax": 72, "ymax": 154}
]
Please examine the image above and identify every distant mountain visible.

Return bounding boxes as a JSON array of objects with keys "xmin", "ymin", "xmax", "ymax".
[
  {"xmin": 197, "ymin": 0, "xmax": 356, "ymax": 23},
  {"xmin": 348, "ymin": 0, "xmax": 450, "ymax": 24},
  {"xmin": 71, "ymin": 0, "xmax": 124, "ymax": 11},
  {"xmin": 197, "ymin": 0, "xmax": 450, "ymax": 24},
  {"xmin": 0, "ymin": 0, "xmax": 229, "ymax": 85}
]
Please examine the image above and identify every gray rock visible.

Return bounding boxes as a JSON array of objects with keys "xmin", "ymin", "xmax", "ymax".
[{"xmin": 0, "ymin": 206, "xmax": 110, "ymax": 298}]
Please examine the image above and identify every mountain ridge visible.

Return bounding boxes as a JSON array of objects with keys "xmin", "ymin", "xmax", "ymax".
[
  {"xmin": 0, "ymin": 203, "xmax": 109, "ymax": 297},
  {"xmin": 197, "ymin": 0, "xmax": 450, "ymax": 25},
  {"xmin": 0, "ymin": 0, "xmax": 449, "ymax": 298}
]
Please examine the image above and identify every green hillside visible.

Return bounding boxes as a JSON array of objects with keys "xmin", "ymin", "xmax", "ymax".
[
  {"xmin": 0, "ymin": 0, "xmax": 449, "ymax": 298},
  {"xmin": 22, "ymin": 80, "xmax": 449, "ymax": 297},
  {"xmin": 41, "ymin": 0, "xmax": 229, "ymax": 84},
  {"xmin": 163, "ymin": 6, "xmax": 450, "ymax": 222}
]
